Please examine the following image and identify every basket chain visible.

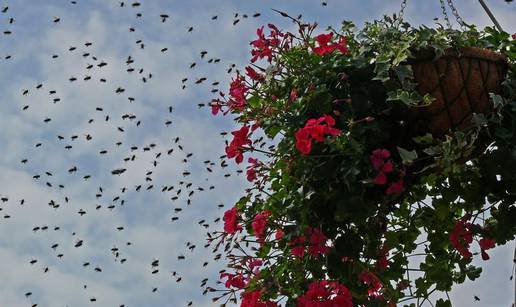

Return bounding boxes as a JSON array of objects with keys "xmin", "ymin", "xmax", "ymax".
[{"xmin": 446, "ymin": 0, "xmax": 467, "ymax": 29}]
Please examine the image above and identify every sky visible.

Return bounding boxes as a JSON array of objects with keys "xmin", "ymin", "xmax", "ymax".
[{"xmin": 0, "ymin": 0, "xmax": 514, "ymax": 306}]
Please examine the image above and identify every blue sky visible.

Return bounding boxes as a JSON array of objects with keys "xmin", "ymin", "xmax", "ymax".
[{"xmin": 0, "ymin": 0, "xmax": 514, "ymax": 306}]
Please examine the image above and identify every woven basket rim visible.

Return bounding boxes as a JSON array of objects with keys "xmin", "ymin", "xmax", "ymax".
[{"xmin": 408, "ymin": 46, "xmax": 507, "ymax": 64}]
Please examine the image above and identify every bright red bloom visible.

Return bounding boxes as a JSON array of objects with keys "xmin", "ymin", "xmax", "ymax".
[
  {"xmin": 297, "ymin": 280, "xmax": 353, "ymax": 307},
  {"xmin": 359, "ymin": 271, "xmax": 383, "ymax": 298},
  {"xmin": 312, "ymin": 32, "xmax": 349, "ymax": 56},
  {"xmin": 228, "ymin": 76, "xmax": 248, "ymax": 111},
  {"xmin": 241, "ymin": 290, "xmax": 278, "ymax": 307},
  {"xmin": 479, "ymin": 237, "xmax": 495, "ymax": 260},
  {"xmin": 295, "ymin": 115, "xmax": 341, "ymax": 155},
  {"xmin": 386, "ymin": 177, "xmax": 404, "ymax": 195},
  {"xmin": 252, "ymin": 210, "xmax": 272, "ymax": 242},
  {"xmin": 226, "ymin": 126, "xmax": 252, "ymax": 164},
  {"xmin": 449, "ymin": 218, "xmax": 473, "ymax": 258},
  {"xmin": 223, "ymin": 207, "xmax": 242, "ymax": 234},
  {"xmin": 221, "ymin": 272, "xmax": 247, "ymax": 289},
  {"xmin": 246, "ymin": 66, "xmax": 265, "ymax": 81}
]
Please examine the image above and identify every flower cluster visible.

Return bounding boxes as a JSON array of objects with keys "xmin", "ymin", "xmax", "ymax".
[
  {"xmin": 449, "ymin": 217, "xmax": 496, "ymax": 260},
  {"xmin": 207, "ymin": 18, "xmax": 515, "ymax": 307},
  {"xmin": 250, "ymin": 24, "xmax": 287, "ymax": 63},
  {"xmin": 295, "ymin": 115, "xmax": 341, "ymax": 155}
]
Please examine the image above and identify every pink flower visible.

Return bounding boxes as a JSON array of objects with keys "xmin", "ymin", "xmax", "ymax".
[{"xmin": 223, "ymin": 207, "xmax": 242, "ymax": 234}]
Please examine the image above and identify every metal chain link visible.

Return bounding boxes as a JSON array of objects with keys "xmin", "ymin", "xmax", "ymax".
[
  {"xmin": 439, "ymin": 0, "xmax": 453, "ymax": 29},
  {"xmin": 446, "ymin": 0, "xmax": 467, "ymax": 30},
  {"xmin": 395, "ymin": 0, "xmax": 407, "ymax": 26}
]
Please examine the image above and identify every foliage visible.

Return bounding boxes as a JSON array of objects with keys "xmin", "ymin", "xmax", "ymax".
[{"xmin": 207, "ymin": 13, "xmax": 516, "ymax": 307}]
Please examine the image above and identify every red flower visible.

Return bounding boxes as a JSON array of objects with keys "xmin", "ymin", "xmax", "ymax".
[
  {"xmin": 228, "ymin": 76, "xmax": 248, "ymax": 111},
  {"xmin": 289, "ymin": 235, "xmax": 306, "ymax": 258},
  {"xmin": 241, "ymin": 290, "xmax": 278, "ymax": 307},
  {"xmin": 252, "ymin": 210, "xmax": 272, "ymax": 242},
  {"xmin": 373, "ymin": 172, "xmax": 387, "ymax": 185},
  {"xmin": 246, "ymin": 66, "xmax": 265, "ymax": 81},
  {"xmin": 449, "ymin": 218, "xmax": 473, "ymax": 258},
  {"xmin": 370, "ymin": 149, "xmax": 391, "ymax": 171},
  {"xmin": 359, "ymin": 271, "xmax": 383, "ymax": 298},
  {"xmin": 289, "ymin": 228, "xmax": 330, "ymax": 258},
  {"xmin": 223, "ymin": 207, "xmax": 242, "ymax": 234},
  {"xmin": 312, "ymin": 32, "xmax": 349, "ymax": 56},
  {"xmin": 307, "ymin": 228, "xmax": 330, "ymax": 257},
  {"xmin": 220, "ymin": 272, "xmax": 247, "ymax": 289},
  {"xmin": 386, "ymin": 177, "xmax": 404, "ymax": 195},
  {"xmin": 250, "ymin": 24, "xmax": 283, "ymax": 63},
  {"xmin": 226, "ymin": 126, "xmax": 252, "ymax": 164},
  {"xmin": 295, "ymin": 128, "xmax": 312, "ymax": 155},
  {"xmin": 313, "ymin": 33, "xmax": 335, "ymax": 56},
  {"xmin": 246, "ymin": 157, "xmax": 259, "ymax": 182},
  {"xmin": 297, "ymin": 280, "xmax": 353, "ymax": 307},
  {"xmin": 295, "ymin": 115, "xmax": 341, "ymax": 155},
  {"xmin": 479, "ymin": 237, "xmax": 495, "ymax": 260}
]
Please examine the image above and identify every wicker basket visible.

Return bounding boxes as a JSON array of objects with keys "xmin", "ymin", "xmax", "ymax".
[{"xmin": 408, "ymin": 47, "xmax": 508, "ymax": 136}]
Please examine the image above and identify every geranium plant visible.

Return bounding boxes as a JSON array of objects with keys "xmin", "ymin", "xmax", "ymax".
[{"xmin": 206, "ymin": 12, "xmax": 516, "ymax": 307}]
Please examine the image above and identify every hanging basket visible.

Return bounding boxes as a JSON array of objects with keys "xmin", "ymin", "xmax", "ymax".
[{"xmin": 408, "ymin": 47, "xmax": 508, "ymax": 136}]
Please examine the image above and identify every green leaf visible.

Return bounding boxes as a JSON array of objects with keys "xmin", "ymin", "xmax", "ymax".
[{"xmin": 397, "ymin": 146, "xmax": 418, "ymax": 163}]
